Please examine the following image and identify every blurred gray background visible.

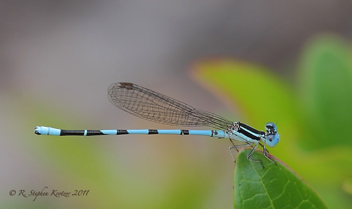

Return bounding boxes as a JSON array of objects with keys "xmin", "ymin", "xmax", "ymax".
[{"xmin": 1, "ymin": 0, "xmax": 351, "ymax": 208}]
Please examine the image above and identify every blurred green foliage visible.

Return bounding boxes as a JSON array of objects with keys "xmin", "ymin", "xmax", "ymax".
[{"xmin": 192, "ymin": 34, "xmax": 352, "ymax": 209}]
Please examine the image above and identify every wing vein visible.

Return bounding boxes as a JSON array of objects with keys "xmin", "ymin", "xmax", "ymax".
[{"xmin": 108, "ymin": 82, "xmax": 232, "ymax": 129}]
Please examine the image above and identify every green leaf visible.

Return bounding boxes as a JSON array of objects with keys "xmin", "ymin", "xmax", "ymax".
[
  {"xmin": 234, "ymin": 149, "xmax": 327, "ymax": 209},
  {"xmin": 191, "ymin": 59, "xmax": 296, "ymax": 126},
  {"xmin": 298, "ymin": 34, "xmax": 352, "ymax": 149}
]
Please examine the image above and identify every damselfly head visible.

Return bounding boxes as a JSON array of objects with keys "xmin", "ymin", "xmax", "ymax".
[{"xmin": 265, "ymin": 122, "xmax": 280, "ymax": 147}]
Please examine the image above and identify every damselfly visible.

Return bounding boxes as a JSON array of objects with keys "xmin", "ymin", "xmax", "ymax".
[{"xmin": 35, "ymin": 82, "xmax": 280, "ymax": 164}]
